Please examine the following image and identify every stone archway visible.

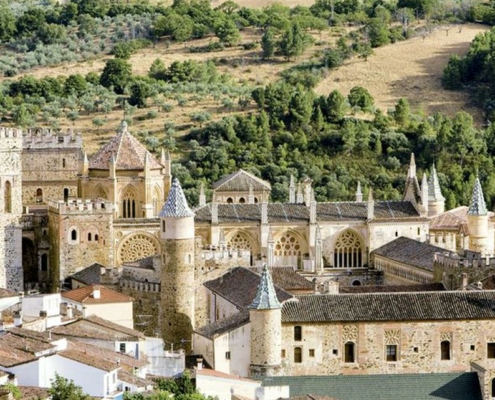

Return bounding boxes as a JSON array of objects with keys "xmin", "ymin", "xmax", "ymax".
[
  {"xmin": 117, "ymin": 233, "xmax": 160, "ymax": 265},
  {"xmin": 274, "ymin": 231, "xmax": 307, "ymax": 269}
]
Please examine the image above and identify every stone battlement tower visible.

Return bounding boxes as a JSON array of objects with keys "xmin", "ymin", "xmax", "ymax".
[
  {"xmin": 160, "ymin": 178, "xmax": 196, "ymax": 353},
  {"xmin": 0, "ymin": 127, "xmax": 23, "ymax": 290}
]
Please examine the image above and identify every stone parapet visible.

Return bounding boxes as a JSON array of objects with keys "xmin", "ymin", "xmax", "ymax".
[
  {"xmin": 23, "ymin": 128, "xmax": 82, "ymax": 148},
  {"xmin": 48, "ymin": 199, "xmax": 113, "ymax": 214}
]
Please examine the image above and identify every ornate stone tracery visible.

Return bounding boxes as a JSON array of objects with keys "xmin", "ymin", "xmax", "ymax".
[
  {"xmin": 333, "ymin": 230, "xmax": 363, "ymax": 268},
  {"xmin": 118, "ymin": 233, "xmax": 159, "ymax": 264},
  {"xmin": 342, "ymin": 325, "xmax": 358, "ymax": 342},
  {"xmin": 228, "ymin": 232, "xmax": 254, "ymax": 250},
  {"xmin": 384, "ymin": 329, "xmax": 401, "ymax": 345},
  {"xmin": 274, "ymin": 232, "xmax": 302, "ymax": 257}
]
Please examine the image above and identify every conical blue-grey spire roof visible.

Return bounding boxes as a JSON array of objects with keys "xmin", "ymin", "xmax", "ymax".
[
  {"xmin": 159, "ymin": 178, "xmax": 195, "ymax": 218},
  {"xmin": 468, "ymin": 177, "xmax": 487, "ymax": 216},
  {"xmin": 428, "ymin": 164, "xmax": 445, "ymax": 202},
  {"xmin": 249, "ymin": 264, "xmax": 281, "ymax": 310}
]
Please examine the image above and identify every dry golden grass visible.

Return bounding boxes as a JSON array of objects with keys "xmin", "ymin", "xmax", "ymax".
[{"xmin": 315, "ymin": 23, "xmax": 489, "ymax": 123}]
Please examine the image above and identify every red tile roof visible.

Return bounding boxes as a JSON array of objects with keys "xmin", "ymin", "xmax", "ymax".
[{"xmin": 62, "ymin": 285, "xmax": 132, "ymax": 304}]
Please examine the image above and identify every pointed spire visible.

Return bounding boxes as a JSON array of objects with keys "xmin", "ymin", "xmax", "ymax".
[
  {"xmin": 289, "ymin": 175, "xmax": 296, "ymax": 203},
  {"xmin": 468, "ymin": 177, "xmax": 488, "ymax": 216},
  {"xmin": 199, "ymin": 183, "xmax": 206, "ymax": 207},
  {"xmin": 356, "ymin": 181, "xmax": 363, "ymax": 202},
  {"xmin": 159, "ymin": 178, "xmax": 194, "ymax": 218},
  {"xmin": 83, "ymin": 151, "xmax": 88, "ymax": 164},
  {"xmin": 296, "ymin": 183, "xmax": 303, "ymax": 204},
  {"xmin": 367, "ymin": 188, "xmax": 374, "ymax": 220},
  {"xmin": 428, "ymin": 164, "xmax": 445, "ymax": 201},
  {"xmin": 119, "ymin": 120, "xmax": 128, "ymax": 133},
  {"xmin": 249, "ymin": 264, "xmax": 281, "ymax": 310},
  {"xmin": 421, "ymin": 172, "xmax": 428, "ymax": 207},
  {"xmin": 161, "ymin": 148, "xmax": 166, "ymax": 164},
  {"xmin": 408, "ymin": 153, "xmax": 416, "ymax": 179}
]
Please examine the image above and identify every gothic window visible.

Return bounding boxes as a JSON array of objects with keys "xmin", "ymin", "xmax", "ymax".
[
  {"xmin": 274, "ymin": 232, "xmax": 302, "ymax": 268},
  {"xmin": 118, "ymin": 233, "xmax": 159, "ymax": 264},
  {"xmin": 344, "ymin": 342, "xmax": 355, "ymax": 363},
  {"xmin": 227, "ymin": 232, "xmax": 254, "ymax": 251},
  {"xmin": 4, "ymin": 181, "xmax": 11, "ymax": 213},
  {"xmin": 294, "ymin": 347, "xmax": 302, "ymax": 363},
  {"xmin": 36, "ymin": 188, "xmax": 43, "ymax": 203},
  {"xmin": 71, "ymin": 229, "xmax": 77, "ymax": 241},
  {"xmin": 121, "ymin": 186, "xmax": 137, "ymax": 218},
  {"xmin": 294, "ymin": 326, "xmax": 302, "ymax": 341},
  {"xmin": 441, "ymin": 341, "xmax": 451, "ymax": 360},
  {"xmin": 333, "ymin": 230, "xmax": 363, "ymax": 268},
  {"xmin": 152, "ymin": 187, "xmax": 162, "ymax": 217}
]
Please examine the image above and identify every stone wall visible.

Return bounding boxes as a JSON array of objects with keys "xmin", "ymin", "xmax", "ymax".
[
  {"xmin": 48, "ymin": 199, "xmax": 114, "ymax": 290},
  {"xmin": 280, "ymin": 319, "xmax": 495, "ymax": 376}
]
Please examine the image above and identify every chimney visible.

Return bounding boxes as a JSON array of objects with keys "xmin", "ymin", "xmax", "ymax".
[
  {"xmin": 476, "ymin": 281, "xmax": 483, "ymax": 290},
  {"xmin": 13, "ymin": 311, "xmax": 22, "ymax": 327},
  {"xmin": 66, "ymin": 304, "xmax": 73, "ymax": 319},
  {"xmin": 326, "ymin": 281, "xmax": 339, "ymax": 294},
  {"xmin": 196, "ymin": 358, "xmax": 203, "ymax": 370},
  {"xmin": 461, "ymin": 273, "xmax": 468, "ymax": 290},
  {"xmin": 92, "ymin": 287, "xmax": 101, "ymax": 299}
]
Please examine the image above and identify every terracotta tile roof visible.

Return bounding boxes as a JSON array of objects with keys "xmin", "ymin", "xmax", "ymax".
[
  {"xmin": 429, "ymin": 206, "xmax": 469, "ymax": 232},
  {"xmin": 89, "ymin": 122, "xmax": 163, "ymax": 170},
  {"xmin": 372, "ymin": 236, "xmax": 455, "ymax": 272},
  {"xmin": 212, "ymin": 169, "xmax": 271, "ymax": 191},
  {"xmin": 8, "ymin": 327, "xmax": 56, "ymax": 343},
  {"xmin": 282, "ymin": 291, "xmax": 495, "ymax": 323},
  {"xmin": 59, "ymin": 341, "xmax": 120, "ymax": 372},
  {"xmin": 70, "ymin": 263, "xmax": 105, "ymax": 285},
  {"xmin": 195, "ymin": 310, "xmax": 249, "ymax": 339},
  {"xmin": 249, "ymin": 266, "xmax": 313, "ymax": 292},
  {"xmin": 62, "ymin": 285, "xmax": 132, "ymax": 304},
  {"xmin": 194, "ymin": 201, "xmax": 419, "ymax": 224},
  {"xmin": 18, "ymin": 386, "xmax": 50, "ymax": 400},
  {"xmin": 0, "ymin": 332, "xmax": 56, "ymax": 367},
  {"xmin": 66, "ymin": 340, "xmax": 148, "ymax": 369},
  {"xmin": 480, "ymin": 275, "xmax": 495, "ymax": 290},
  {"xmin": 196, "ymin": 367, "xmax": 258, "ymax": 382},
  {"xmin": 51, "ymin": 315, "xmax": 144, "ymax": 341},
  {"xmin": 339, "ymin": 283, "xmax": 446, "ymax": 293},
  {"xmin": 118, "ymin": 370, "xmax": 154, "ymax": 388},
  {"xmin": 204, "ymin": 267, "xmax": 293, "ymax": 310}
]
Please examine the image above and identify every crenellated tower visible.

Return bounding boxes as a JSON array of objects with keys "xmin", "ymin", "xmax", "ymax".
[
  {"xmin": 160, "ymin": 178, "xmax": 196, "ymax": 353},
  {"xmin": 0, "ymin": 127, "xmax": 23, "ymax": 290}
]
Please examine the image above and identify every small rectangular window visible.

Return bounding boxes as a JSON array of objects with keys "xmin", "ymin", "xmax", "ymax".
[
  {"xmin": 386, "ymin": 345, "xmax": 397, "ymax": 362},
  {"xmin": 471, "ymin": 345, "xmax": 476, "ymax": 351},
  {"xmin": 225, "ymin": 351, "xmax": 231, "ymax": 360},
  {"xmin": 441, "ymin": 341, "xmax": 451, "ymax": 360},
  {"xmin": 309, "ymin": 349, "xmax": 315, "ymax": 357},
  {"xmin": 281, "ymin": 349, "xmax": 286, "ymax": 358},
  {"xmin": 120, "ymin": 343, "xmax": 126, "ymax": 353},
  {"xmin": 344, "ymin": 342, "xmax": 355, "ymax": 363},
  {"xmin": 294, "ymin": 326, "xmax": 302, "ymax": 341},
  {"xmin": 488, "ymin": 343, "xmax": 495, "ymax": 358}
]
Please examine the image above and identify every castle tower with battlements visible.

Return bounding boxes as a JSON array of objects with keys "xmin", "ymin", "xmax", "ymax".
[
  {"xmin": 0, "ymin": 128, "xmax": 23, "ymax": 290},
  {"xmin": 160, "ymin": 178, "xmax": 196, "ymax": 353}
]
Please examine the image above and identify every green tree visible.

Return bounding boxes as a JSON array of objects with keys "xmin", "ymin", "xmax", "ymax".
[
  {"xmin": 366, "ymin": 17, "xmax": 390, "ymax": 48},
  {"xmin": 37, "ymin": 23, "xmax": 67, "ymax": 45},
  {"xmin": 129, "ymin": 81, "xmax": 151, "ymax": 108},
  {"xmin": 0, "ymin": 4, "xmax": 16, "ymax": 41},
  {"xmin": 278, "ymin": 22, "xmax": 307, "ymax": 61},
  {"xmin": 348, "ymin": 86, "xmax": 374, "ymax": 111},
  {"xmin": 442, "ymin": 54, "xmax": 463, "ymax": 90},
  {"xmin": 16, "ymin": 8, "xmax": 46, "ymax": 35},
  {"xmin": 325, "ymin": 89, "xmax": 347, "ymax": 122},
  {"xmin": 394, "ymin": 98, "xmax": 410, "ymax": 127},
  {"xmin": 72, "ymin": 0, "xmax": 110, "ymax": 18},
  {"xmin": 12, "ymin": 104, "xmax": 34, "ymax": 127},
  {"xmin": 149, "ymin": 59, "xmax": 167, "ymax": 80},
  {"xmin": 261, "ymin": 28, "xmax": 276, "ymax": 59},
  {"xmin": 64, "ymin": 74, "xmax": 87, "ymax": 96},
  {"xmin": 48, "ymin": 374, "xmax": 90, "ymax": 400},
  {"xmin": 100, "ymin": 59, "xmax": 132, "ymax": 94},
  {"xmin": 214, "ymin": 19, "xmax": 240, "ymax": 46}
]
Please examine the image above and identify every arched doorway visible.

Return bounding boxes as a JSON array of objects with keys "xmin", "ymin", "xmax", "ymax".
[{"xmin": 22, "ymin": 238, "xmax": 37, "ymax": 288}]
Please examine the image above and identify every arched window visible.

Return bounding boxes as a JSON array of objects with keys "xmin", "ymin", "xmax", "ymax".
[
  {"xmin": 227, "ymin": 197, "xmax": 233, "ymax": 204},
  {"xmin": 36, "ymin": 188, "xmax": 43, "ymax": 203},
  {"xmin": 294, "ymin": 326, "xmax": 302, "ymax": 341},
  {"xmin": 333, "ymin": 230, "xmax": 363, "ymax": 268},
  {"xmin": 94, "ymin": 234, "xmax": 99, "ymax": 242},
  {"xmin": 254, "ymin": 197, "xmax": 259, "ymax": 204},
  {"xmin": 274, "ymin": 232, "xmax": 303, "ymax": 269},
  {"xmin": 294, "ymin": 347, "xmax": 302, "ymax": 363},
  {"xmin": 239, "ymin": 197, "xmax": 246, "ymax": 204},
  {"xmin": 71, "ymin": 229, "xmax": 77, "ymax": 241},
  {"xmin": 88, "ymin": 233, "xmax": 92, "ymax": 241},
  {"xmin": 227, "ymin": 232, "xmax": 254, "ymax": 251},
  {"xmin": 441, "ymin": 340, "xmax": 451, "ymax": 360},
  {"xmin": 4, "ymin": 181, "xmax": 11, "ymax": 213},
  {"xmin": 344, "ymin": 342, "xmax": 355, "ymax": 363},
  {"xmin": 41, "ymin": 254, "xmax": 48, "ymax": 272},
  {"xmin": 122, "ymin": 186, "xmax": 136, "ymax": 218},
  {"xmin": 62, "ymin": 158, "xmax": 66, "ymax": 168}
]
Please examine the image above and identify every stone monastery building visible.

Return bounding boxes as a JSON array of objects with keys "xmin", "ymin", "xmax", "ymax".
[{"xmin": 4, "ymin": 122, "xmax": 495, "ymax": 394}]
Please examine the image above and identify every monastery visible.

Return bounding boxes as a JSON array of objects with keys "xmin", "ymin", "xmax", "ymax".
[{"xmin": 2, "ymin": 121, "xmax": 495, "ymax": 398}]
